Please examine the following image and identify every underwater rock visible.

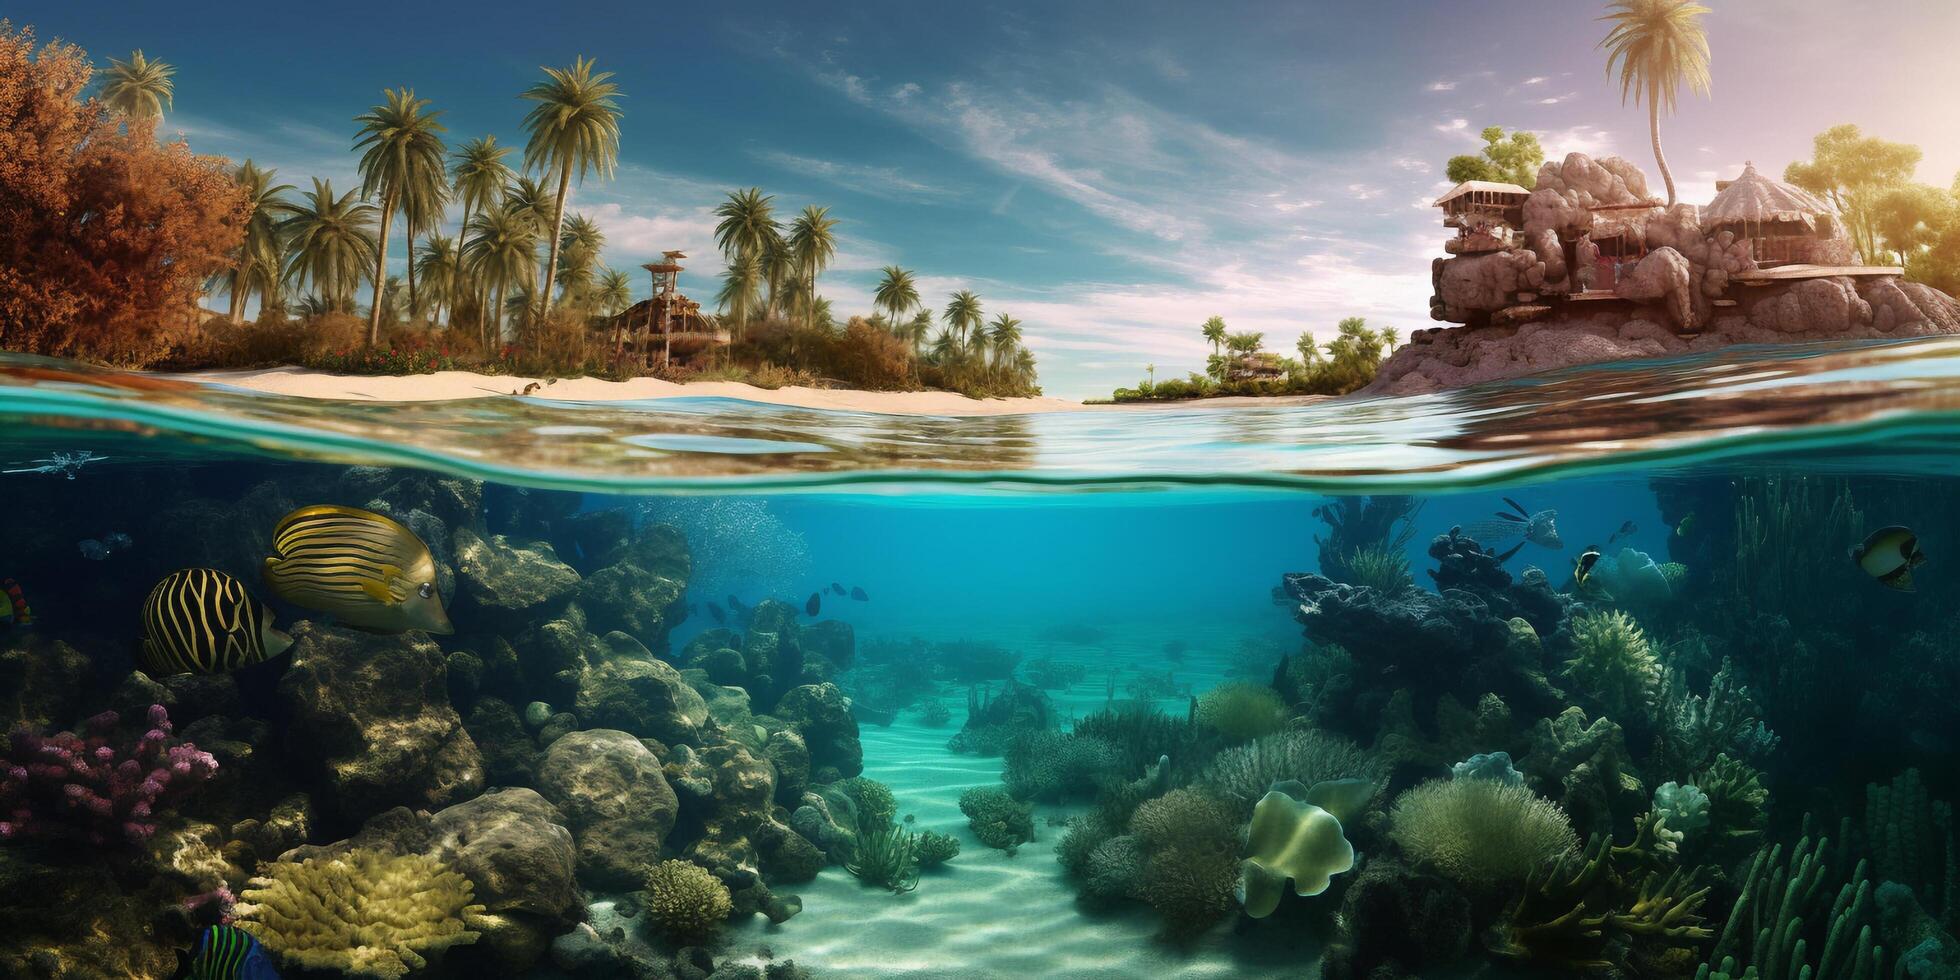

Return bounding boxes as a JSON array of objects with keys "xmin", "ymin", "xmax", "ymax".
[
  {"xmin": 428, "ymin": 787, "xmax": 583, "ymax": 964},
  {"xmin": 335, "ymin": 467, "xmax": 483, "ymax": 537},
  {"xmin": 577, "ymin": 523, "xmax": 690, "ymax": 649},
  {"xmin": 0, "ymin": 847, "xmax": 195, "ymax": 979},
  {"xmin": 229, "ymin": 792, "xmax": 316, "ymax": 868},
  {"xmin": 773, "ymin": 682, "xmax": 864, "ymax": 780},
  {"xmin": 146, "ymin": 479, "xmax": 297, "ymax": 583},
  {"xmin": 739, "ymin": 600, "xmax": 806, "ymax": 711},
  {"xmin": 789, "ymin": 798, "xmax": 854, "ymax": 864},
  {"xmin": 464, "ymin": 696, "xmax": 542, "ymax": 787},
  {"xmin": 537, "ymin": 728, "xmax": 679, "ymax": 889},
  {"xmin": 800, "ymin": 619, "xmax": 856, "ymax": 677},
  {"xmin": 573, "ymin": 631, "xmax": 710, "ymax": 745},
  {"xmin": 763, "ymin": 728, "xmax": 812, "ymax": 806},
  {"xmin": 453, "ymin": 527, "xmax": 581, "ymax": 626},
  {"xmin": 947, "ymin": 680, "xmax": 1054, "ymax": 756},
  {"xmin": 1521, "ymin": 706, "xmax": 1644, "ymax": 839},
  {"xmin": 1320, "ymin": 855, "xmax": 1472, "ymax": 980},
  {"xmin": 523, "ymin": 700, "xmax": 553, "ymax": 729},
  {"xmin": 539, "ymin": 711, "xmax": 581, "ymax": 747},
  {"xmin": 0, "ymin": 635, "xmax": 91, "ymax": 729},
  {"xmin": 277, "ymin": 622, "xmax": 485, "ymax": 821}
]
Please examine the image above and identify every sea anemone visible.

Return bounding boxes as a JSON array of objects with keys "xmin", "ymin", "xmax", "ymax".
[
  {"xmin": 1343, "ymin": 543, "xmax": 1413, "ymax": 595},
  {"xmin": 1387, "ymin": 778, "xmax": 1579, "ymax": 888}
]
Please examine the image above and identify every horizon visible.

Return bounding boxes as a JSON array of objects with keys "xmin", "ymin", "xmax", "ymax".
[{"xmin": 11, "ymin": 0, "xmax": 1960, "ymax": 397}]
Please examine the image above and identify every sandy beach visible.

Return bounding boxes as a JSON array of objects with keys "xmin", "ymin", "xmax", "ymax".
[{"xmin": 179, "ymin": 368, "xmax": 1333, "ymax": 416}]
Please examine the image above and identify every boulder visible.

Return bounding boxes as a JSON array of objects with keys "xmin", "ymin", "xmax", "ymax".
[
  {"xmin": 536, "ymin": 729, "xmax": 679, "ymax": 889},
  {"xmin": 453, "ymin": 527, "xmax": 580, "ymax": 626},
  {"xmin": 1615, "ymin": 246, "xmax": 1696, "ymax": 329},
  {"xmin": 426, "ymin": 787, "xmax": 582, "ymax": 928},
  {"xmin": 1, "ymin": 636, "xmax": 92, "ymax": 729},
  {"xmin": 773, "ymin": 683, "xmax": 863, "ymax": 780},
  {"xmin": 277, "ymin": 622, "xmax": 484, "ymax": 820},
  {"xmin": 574, "ymin": 632, "xmax": 710, "ymax": 744}
]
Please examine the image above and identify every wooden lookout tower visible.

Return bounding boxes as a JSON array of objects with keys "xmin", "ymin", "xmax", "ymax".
[{"xmin": 642, "ymin": 251, "xmax": 686, "ymax": 369}]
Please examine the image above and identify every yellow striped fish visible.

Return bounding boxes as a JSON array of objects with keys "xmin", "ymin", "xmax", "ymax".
[
  {"xmin": 140, "ymin": 568, "xmax": 294, "ymax": 675},
  {"xmin": 262, "ymin": 505, "xmax": 454, "ymax": 634}
]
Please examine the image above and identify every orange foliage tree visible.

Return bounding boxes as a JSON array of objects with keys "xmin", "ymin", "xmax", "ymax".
[{"xmin": 0, "ymin": 22, "xmax": 248, "ymax": 365}]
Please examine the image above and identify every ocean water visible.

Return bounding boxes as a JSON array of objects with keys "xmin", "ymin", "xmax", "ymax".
[{"xmin": 1, "ymin": 341, "xmax": 1957, "ymax": 980}]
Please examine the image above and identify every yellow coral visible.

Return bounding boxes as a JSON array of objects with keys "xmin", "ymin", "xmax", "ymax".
[
  {"xmin": 1194, "ymin": 682, "xmax": 1289, "ymax": 742},
  {"xmin": 642, "ymin": 859, "xmax": 733, "ymax": 942},
  {"xmin": 1388, "ymin": 779, "xmax": 1580, "ymax": 888},
  {"xmin": 234, "ymin": 849, "xmax": 486, "ymax": 980}
]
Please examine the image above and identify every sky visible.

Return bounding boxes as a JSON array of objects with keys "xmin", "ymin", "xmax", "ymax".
[{"xmin": 15, "ymin": 0, "xmax": 1960, "ymax": 397}]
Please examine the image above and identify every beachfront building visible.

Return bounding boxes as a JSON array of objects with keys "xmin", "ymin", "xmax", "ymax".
[
  {"xmin": 1434, "ymin": 181, "xmax": 1531, "ymax": 255},
  {"xmin": 1702, "ymin": 163, "xmax": 1854, "ymax": 268},
  {"xmin": 607, "ymin": 250, "xmax": 728, "ymax": 370}
]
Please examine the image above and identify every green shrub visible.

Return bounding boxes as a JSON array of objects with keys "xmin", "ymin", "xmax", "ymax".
[{"xmin": 958, "ymin": 786, "xmax": 1036, "ymax": 851}]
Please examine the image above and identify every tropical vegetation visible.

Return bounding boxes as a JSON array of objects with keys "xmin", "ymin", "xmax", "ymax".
[
  {"xmin": 0, "ymin": 23, "xmax": 1040, "ymax": 396},
  {"xmin": 1444, "ymin": 126, "xmax": 1546, "ymax": 188},
  {"xmin": 1108, "ymin": 315, "xmax": 1396, "ymax": 402},
  {"xmin": 1597, "ymin": 0, "xmax": 1712, "ymax": 207}
]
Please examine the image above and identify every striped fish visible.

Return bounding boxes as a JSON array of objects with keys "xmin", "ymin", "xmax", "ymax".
[
  {"xmin": 262, "ymin": 505, "xmax": 453, "ymax": 635},
  {"xmin": 140, "ymin": 569, "xmax": 293, "ymax": 676},
  {"xmin": 187, "ymin": 923, "xmax": 282, "ymax": 979}
]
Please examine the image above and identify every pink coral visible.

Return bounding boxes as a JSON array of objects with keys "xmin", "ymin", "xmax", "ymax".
[{"xmin": 0, "ymin": 704, "xmax": 218, "ymax": 846}]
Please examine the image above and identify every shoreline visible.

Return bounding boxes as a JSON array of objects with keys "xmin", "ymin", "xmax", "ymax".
[{"xmin": 175, "ymin": 367, "xmax": 1335, "ymax": 415}]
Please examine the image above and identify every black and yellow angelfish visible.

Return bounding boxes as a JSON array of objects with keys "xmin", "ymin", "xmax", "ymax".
[
  {"xmin": 140, "ymin": 569, "xmax": 293, "ymax": 676},
  {"xmin": 185, "ymin": 923, "xmax": 281, "ymax": 979},
  {"xmin": 262, "ymin": 505, "xmax": 453, "ymax": 634},
  {"xmin": 1851, "ymin": 526, "xmax": 1927, "ymax": 592},
  {"xmin": 1573, "ymin": 547, "xmax": 1603, "ymax": 588}
]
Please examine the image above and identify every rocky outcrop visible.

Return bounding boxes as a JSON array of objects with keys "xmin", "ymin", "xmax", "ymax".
[
  {"xmin": 536, "ymin": 729, "xmax": 679, "ymax": 889},
  {"xmin": 573, "ymin": 631, "xmax": 710, "ymax": 745},
  {"xmin": 771, "ymin": 683, "xmax": 863, "ymax": 781},
  {"xmin": 453, "ymin": 528, "xmax": 581, "ymax": 627},
  {"xmin": 277, "ymin": 622, "xmax": 484, "ymax": 821}
]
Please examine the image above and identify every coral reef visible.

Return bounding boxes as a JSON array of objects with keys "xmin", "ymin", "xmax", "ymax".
[
  {"xmin": 1387, "ymin": 778, "xmax": 1580, "ymax": 889},
  {"xmin": 1001, "ymin": 728, "xmax": 1122, "ymax": 802},
  {"xmin": 915, "ymin": 829, "xmax": 960, "ymax": 868},
  {"xmin": 958, "ymin": 786, "xmax": 1035, "ymax": 852},
  {"xmin": 0, "ymin": 703, "xmax": 217, "ymax": 845},
  {"xmin": 235, "ymin": 849, "xmax": 488, "ymax": 980},
  {"xmin": 641, "ymin": 858, "xmax": 734, "ymax": 943},
  {"xmin": 1197, "ymin": 727, "xmax": 1385, "ymax": 818},
  {"xmin": 1561, "ymin": 609, "xmax": 1661, "ymax": 720},
  {"xmin": 1193, "ymin": 681, "xmax": 1289, "ymax": 742}
]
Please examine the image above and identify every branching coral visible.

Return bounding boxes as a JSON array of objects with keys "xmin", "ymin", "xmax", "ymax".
[
  {"xmin": 1490, "ymin": 834, "xmax": 1711, "ymax": 972},
  {"xmin": 1002, "ymin": 729, "xmax": 1122, "ymax": 802},
  {"xmin": 1700, "ymin": 816, "xmax": 1884, "ymax": 980},
  {"xmin": 959, "ymin": 786, "xmax": 1035, "ymax": 852},
  {"xmin": 915, "ymin": 829, "xmax": 960, "ymax": 868},
  {"xmin": 234, "ymin": 849, "xmax": 487, "ymax": 980},
  {"xmin": 1653, "ymin": 657, "xmax": 1779, "ymax": 777},
  {"xmin": 1129, "ymin": 789, "xmax": 1237, "ymax": 852},
  {"xmin": 1198, "ymin": 727, "xmax": 1385, "ymax": 818},
  {"xmin": 847, "ymin": 824, "xmax": 921, "ymax": 893},
  {"xmin": 640, "ymin": 858, "xmax": 734, "ymax": 943},
  {"xmin": 0, "ymin": 704, "xmax": 217, "ymax": 846},
  {"xmin": 1864, "ymin": 768, "xmax": 1955, "ymax": 928},
  {"xmin": 1562, "ymin": 610, "xmax": 1661, "ymax": 718},
  {"xmin": 1388, "ymin": 778, "xmax": 1580, "ymax": 889},
  {"xmin": 1193, "ymin": 682, "xmax": 1289, "ymax": 743}
]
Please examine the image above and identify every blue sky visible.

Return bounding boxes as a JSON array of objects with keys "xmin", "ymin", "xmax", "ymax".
[{"xmin": 16, "ymin": 0, "xmax": 1960, "ymax": 396}]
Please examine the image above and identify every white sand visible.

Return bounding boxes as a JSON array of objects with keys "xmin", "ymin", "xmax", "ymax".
[{"xmin": 181, "ymin": 367, "xmax": 1085, "ymax": 417}]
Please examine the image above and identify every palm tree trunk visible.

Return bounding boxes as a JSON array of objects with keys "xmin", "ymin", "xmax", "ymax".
[
  {"xmin": 406, "ymin": 231, "xmax": 419, "ymax": 325},
  {"xmin": 1649, "ymin": 100, "xmax": 1675, "ymax": 208},
  {"xmin": 494, "ymin": 280, "xmax": 508, "ymax": 346},
  {"xmin": 539, "ymin": 162, "xmax": 572, "ymax": 326},
  {"xmin": 367, "ymin": 191, "xmax": 397, "ymax": 346},
  {"xmin": 228, "ymin": 266, "xmax": 247, "ymax": 324}
]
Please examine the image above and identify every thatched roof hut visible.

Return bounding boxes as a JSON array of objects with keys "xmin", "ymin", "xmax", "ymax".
[{"xmin": 1703, "ymin": 163, "xmax": 1836, "ymax": 233}]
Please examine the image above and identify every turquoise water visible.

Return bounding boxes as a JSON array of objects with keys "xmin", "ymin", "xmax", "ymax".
[{"xmin": 1, "ymin": 341, "xmax": 1957, "ymax": 979}]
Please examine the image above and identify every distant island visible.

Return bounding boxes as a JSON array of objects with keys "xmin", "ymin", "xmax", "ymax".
[{"xmin": 0, "ymin": 23, "xmax": 1041, "ymax": 401}]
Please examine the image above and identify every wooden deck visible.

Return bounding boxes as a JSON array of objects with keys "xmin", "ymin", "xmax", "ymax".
[{"xmin": 1733, "ymin": 264, "xmax": 1903, "ymax": 283}]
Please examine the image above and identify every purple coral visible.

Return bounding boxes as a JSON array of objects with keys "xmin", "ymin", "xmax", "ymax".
[{"xmin": 0, "ymin": 704, "xmax": 218, "ymax": 846}]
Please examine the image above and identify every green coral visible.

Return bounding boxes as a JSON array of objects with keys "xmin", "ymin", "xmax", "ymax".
[
  {"xmin": 836, "ymin": 776, "xmax": 898, "ymax": 830},
  {"xmin": 1388, "ymin": 778, "xmax": 1581, "ymax": 889},
  {"xmin": 1129, "ymin": 789, "xmax": 1237, "ymax": 851},
  {"xmin": 1148, "ymin": 845, "xmax": 1241, "ymax": 939},
  {"xmin": 1342, "ymin": 543, "xmax": 1412, "ymax": 595},
  {"xmin": 1562, "ymin": 610, "xmax": 1662, "ymax": 718},
  {"xmin": 1002, "ymin": 729, "xmax": 1122, "ymax": 802},
  {"xmin": 959, "ymin": 786, "xmax": 1035, "ymax": 851},
  {"xmin": 1697, "ymin": 754, "xmax": 1769, "ymax": 846},
  {"xmin": 1697, "ymin": 816, "xmax": 1884, "ymax": 980},
  {"xmin": 234, "ymin": 849, "xmax": 487, "ymax": 980},
  {"xmin": 1491, "ymin": 835, "xmax": 1712, "ymax": 971},
  {"xmin": 1193, "ymin": 681, "xmax": 1289, "ymax": 742},
  {"xmin": 847, "ymin": 825, "xmax": 921, "ymax": 893},
  {"xmin": 915, "ymin": 829, "xmax": 961, "ymax": 868},
  {"xmin": 1864, "ymin": 768, "xmax": 1955, "ymax": 929},
  {"xmin": 641, "ymin": 859, "xmax": 734, "ymax": 943}
]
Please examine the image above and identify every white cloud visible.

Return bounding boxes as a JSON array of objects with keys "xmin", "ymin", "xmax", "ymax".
[
  {"xmin": 1435, "ymin": 118, "xmax": 1469, "ymax": 133},
  {"xmin": 1347, "ymin": 183, "xmax": 1384, "ymax": 201},
  {"xmin": 1426, "ymin": 80, "xmax": 1458, "ymax": 92},
  {"xmin": 1392, "ymin": 157, "xmax": 1431, "ymax": 173},
  {"xmin": 1534, "ymin": 125, "xmax": 1617, "ymax": 160},
  {"xmin": 753, "ymin": 150, "xmax": 957, "ymax": 201},
  {"xmin": 1523, "ymin": 76, "xmax": 1548, "ymax": 86},
  {"xmin": 892, "ymin": 82, "xmax": 922, "ymax": 101}
]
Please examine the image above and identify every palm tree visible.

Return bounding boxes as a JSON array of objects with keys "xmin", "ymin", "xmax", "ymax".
[
  {"xmin": 555, "ymin": 213, "xmax": 605, "ymax": 305},
  {"xmin": 874, "ymin": 266, "xmax": 920, "ymax": 336},
  {"xmin": 786, "ymin": 206, "xmax": 839, "ymax": 328},
  {"xmin": 1202, "ymin": 315, "xmax": 1227, "ymax": 364},
  {"xmin": 987, "ymin": 313, "xmax": 1022, "ymax": 375},
  {"xmin": 400, "ymin": 173, "xmax": 450, "ymax": 321},
  {"xmin": 1145, "ymin": 363, "xmax": 1156, "ymax": 385},
  {"xmin": 1296, "ymin": 330, "xmax": 1321, "ymax": 363},
  {"xmin": 449, "ymin": 136, "xmax": 515, "ymax": 335},
  {"xmin": 99, "ymin": 50, "xmax": 174, "ymax": 121},
  {"xmin": 929, "ymin": 329, "xmax": 959, "ymax": 365},
  {"xmin": 1013, "ymin": 347, "xmax": 1038, "ymax": 387},
  {"xmin": 904, "ymin": 310, "xmax": 933, "ymax": 362},
  {"xmin": 942, "ymin": 290, "xmax": 983, "ymax": 354},
  {"xmin": 413, "ymin": 234, "xmax": 461, "ymax": 327},
  {"xmin": 463, "ymin": 203, "xmax": 540, "ymax": 345},
  {"xmin": 595, "ymin": 267, "xmax": 632, "ymax": 318},
  {"xmin": 714, "ymin": 188, "xmax": 777, "ymax": 263},
  {"xmin": 354, "ymin": 88, "xmax": 447, "ymax": 345},
  {"xmin": 281, "ymin": 178, "xmax": 378, "ymax": 314},
  {"xmin": 1598, "ymin": 0, "xmax": 1712, "ymax": 207},
  {"xmin": 762, "ymin": 231, "xmax": 793, "ymax": 318},
  {"xmin": 716, "ymin": 253, "xmax": 763, "ymax": 342},
  {"xmin": 520, "ymin": 56, "xmax": 623, "ymax": 325},
  {"xmin": 220, "ymin": 161, "xmax": 293, "ymax": 323}
]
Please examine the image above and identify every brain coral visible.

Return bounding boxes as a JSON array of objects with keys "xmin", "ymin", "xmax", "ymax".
[{"xmin": 234, "ymin": 849, "xmax": 486, "ymax": 980}]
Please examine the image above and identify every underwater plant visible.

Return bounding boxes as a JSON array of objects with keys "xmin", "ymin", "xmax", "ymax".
[
  {"xmin": 1387, "ymin": 778, "xmax": 1580, "ymax": 889},
  {"xmin": 1022, "ymin": 657, "xmax": 1088, "ymax": 690},
  {"xmin": 915, "ymin": 829, "xmax": 961, "ymax": 868},
  {"xmin": 1083, "ymin": 834, "xmax": 1147, "ymax": 903},
  {"xmin": 1652, "ymin": 658, "xmax": 1779, "ymax": 775},
  {"xmin": 1313, "ymin": 495, "xmax": 1423, "ymax": 586},
  {"xmin": 1698, "ymin": 816, "xmax": 1886, "ymax": 980},
  {"xmin": 1129, "ymin": 788, "xmax": 1238, "ymax": 852},
  {"xmin": 1002, "ymin": 729, "xmax": 1122, "ymax": 802},
  {"xmin": 847, "ymin": 824, "xmax": 922, "ymax": 892},
  {"xmin": 1489, "ymin": 834, "xmax": 1712, "ymax": 971},
  {"xmin": 958, "ymin": 786, "xmax": 1035, "ymax": 851},
  {"xmin": 1147, "ymin": 845, "xmax": 1241, "ymax": 939},
  {"xmin": 1341, "ymin": 542, "xmax": 1413, "ymax": 595},
  {"xmin": 640, "ymin": 858, "xmax": 735, "ymax": 944},
  {"xmin": 917, "ymin": 699, "xmax": 952, "ymax": 727},
  {"xmin": 1193, "ymin": 681, "xmax": 1289, "ymax": 743},
  {"xmin": 1561, "ymin": 609, "xmax": 1662, "ymax": 718},
  {"xmin": 234, "ymin": 849, "xmax": 487, "ymax": 979},
  {"xmin": 1124, "ymin": 667, "xmax": 1182, "ymax": 701},
  {"xmin": 1695, "ymin": 753, "xmax": 1769, "ymax": 845},
  {"xmin": 0, "ymin": 703, "xmax": 218, "ymax": 846},
  {"xmin": 1197, "ymin": 727, "xmax": 1385, "ymax": 818},
  {"xmin": 836, "ymin": 776, "xmax": 898, "ymax": 829},
  {"xmin": 1864, "ymin": 768, "xmax": 1955, "ymax": 924}
]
